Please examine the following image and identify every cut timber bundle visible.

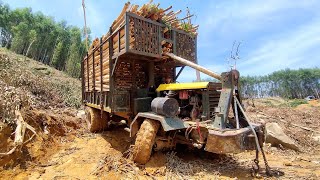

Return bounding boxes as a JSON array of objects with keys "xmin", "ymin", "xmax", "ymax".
[
  {"xmin": 88, "ymin": 38, "xmax": 100, "ymax": 55},
  {"xmin": 87, "ymin": 1, "xmax": 198, "ymax": 57},
  {"xmin": 83, "ymin": 1, "xmax": 198, "ymax": 94},
  {"xmin": 161, "ymin": 40, "xmax": 173, "ymax": 54}
]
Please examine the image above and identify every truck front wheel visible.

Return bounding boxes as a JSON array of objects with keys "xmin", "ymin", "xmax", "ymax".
[
  {"xmin": 85, "ymin": 106, "xmax": 108, "ymax": 132},
  {"xmin": 132, "ymin": 119, "xmax": 160, "ymax": 164}
]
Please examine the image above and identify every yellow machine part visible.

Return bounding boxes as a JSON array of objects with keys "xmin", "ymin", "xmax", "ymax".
[{"xmin": 156, "ymin": 82, "xmax": 209, "ymax": 92}]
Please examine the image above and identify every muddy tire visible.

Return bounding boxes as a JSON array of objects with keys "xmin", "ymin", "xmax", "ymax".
[
  {"xmin": 133, "ymin": 119, "xmax": 160, "ymax": 164},
  {"xmin": 85, "ymin": 106, "xmax": 108, "ymax": 132}
]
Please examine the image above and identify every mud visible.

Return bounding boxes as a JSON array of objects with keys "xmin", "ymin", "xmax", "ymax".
[{"xmin": 0, "ymin": 99, "xmax": 320, "ymax": 179}]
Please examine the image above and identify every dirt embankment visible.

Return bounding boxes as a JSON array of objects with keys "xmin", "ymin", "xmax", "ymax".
[
  {"xmin": 1, "ymin": 49, "xmax": 320, "ymax": 179},
  {"xmin": 0, "ymin": 49, "xmax": 84, "ymax": 177}
]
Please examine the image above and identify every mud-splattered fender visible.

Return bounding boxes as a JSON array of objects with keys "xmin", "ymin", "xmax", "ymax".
[{"xmin": 130, "ymin": 112, "xmax": 189, "ymax": 137}]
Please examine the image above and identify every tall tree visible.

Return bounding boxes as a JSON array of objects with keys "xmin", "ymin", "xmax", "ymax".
[
  {"xmin": 240, "ymin": 68, "xmax": 320, "ymax": 99},
  {"xmin": 0, "ymin": 3, "xmax": 90, "ymax": 77},
  {"xmin": 65, "ymin": 27, "xmax": 82, "ymax": 77}
]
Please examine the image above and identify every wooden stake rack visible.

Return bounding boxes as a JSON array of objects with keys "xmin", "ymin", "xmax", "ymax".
[{"xmin": 82, "ymin": 2, "xmax": 198, "ymax": 114}]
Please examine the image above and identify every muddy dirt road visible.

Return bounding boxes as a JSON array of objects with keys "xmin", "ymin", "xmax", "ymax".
[
  {"xmin": 1, "ymin": 99, "xmax": 320, "ymax": 179},
  {"xmin": 1, "ymin": 124, "xmax": 320, "ymax": 180}
]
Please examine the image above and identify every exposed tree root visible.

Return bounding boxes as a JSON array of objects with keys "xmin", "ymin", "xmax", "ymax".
[{"xmin": 0, "ymin": 110, "xmax": 37, "ymax": 156}]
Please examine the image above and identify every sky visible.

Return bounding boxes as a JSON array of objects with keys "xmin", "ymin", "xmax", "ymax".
[{"xmin": 2, "ymin": 0, "xmax": 320, "ymax": 82}]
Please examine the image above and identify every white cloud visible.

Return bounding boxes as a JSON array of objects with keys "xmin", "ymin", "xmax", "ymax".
[
  {"xmin": 201, "ymin": 0, "xmax": 318, "ymax": 34},
  {"xmin": 197, "ymin": 0, "xmax": 320, "ymax": 50},
  {"xmin": 239, "ymin": 18, "xmax": 320, "ymax": 75},
  {"xmin": 195, "ymin": 0, "xmax": 320, "ymax": 76},
  {"xmin": 84, "ymin": 2, "xmax": 106, "ymax": 37}
]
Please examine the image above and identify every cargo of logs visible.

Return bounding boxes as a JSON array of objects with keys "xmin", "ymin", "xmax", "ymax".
[
  {"xmin": 84, "ymin": 1, "xmax": 198, "ymax": 93},
  {"xmin": 88, "ymin": 1, "xmax": 198, "ymax": 55}
]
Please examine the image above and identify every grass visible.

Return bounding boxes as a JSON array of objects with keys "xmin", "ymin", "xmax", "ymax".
[
  {"xmin": 261, "ymin": 100, "xmax": 273, "ymax": 107},
  {"xmin": 258, "ymin": 97, "xmax": 308, "ymax": 108},
  {"xmin": 288, "ymin": 99, "xmax": 308, "ymax": 107}
]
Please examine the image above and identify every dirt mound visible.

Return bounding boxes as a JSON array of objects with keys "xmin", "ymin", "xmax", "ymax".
[{"xmin": 0, "ymin": 108, "xmax": 85, "ymax": 168}]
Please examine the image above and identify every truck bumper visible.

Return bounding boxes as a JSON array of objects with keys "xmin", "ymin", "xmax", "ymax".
[{"xmin": 204, "ymin": 123, "xmax": 264, "ymax": 154}]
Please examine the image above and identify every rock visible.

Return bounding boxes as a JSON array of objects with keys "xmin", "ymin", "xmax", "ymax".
[
  {"xmin": 76, "ymin": 110, "xmax": 86, "ymax": 119},
  {"xmin": 312, "ymin": 135, "xmax": 320, "ymax": 144},
  {"xmin": 284, "ymin": 161, "xmax": 292, "ymax": 166},
  {"xmin": 270, "ymin": 147, "xmax": 278, "ymax": 152},
  {"xmin": 257, "ymin": 114, "xmax": 267, "ymax": 118},
  {"xmin": 312, "ymin": 160, "xmax": 320, "ymax": 164},
  {"xmin": 265, "ymin": 122, "xmax": 299, "ymax": 151}
]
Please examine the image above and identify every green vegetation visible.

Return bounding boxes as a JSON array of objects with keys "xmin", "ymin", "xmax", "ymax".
[
  {"xmin": 195, "ymin": 68, "xmax": 319, "ymax": 100},
  {"xmin": 240, "ymin": 68, "xmax": 320, "ymax": 99},
  {"xmin": 0, "ymin": 2, "xmax": 90, "ymax": 78},
  {"xmin": 288, "ymin": 99, "xmax": 308, "ymax": 107},
  {"xmin": 258, "ymin": 98, "xmax": 309, "ymax": 108}
]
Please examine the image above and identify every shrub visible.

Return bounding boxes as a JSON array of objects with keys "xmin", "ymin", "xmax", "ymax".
[{"xmin": 289, "ymin": 99, "xmax": 308, "ymax": 107}]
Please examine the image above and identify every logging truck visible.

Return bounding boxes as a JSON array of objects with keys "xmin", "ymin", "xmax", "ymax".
[{"xmin": 81, "ymin": 3, "xmax": 265, "ymax": 164}]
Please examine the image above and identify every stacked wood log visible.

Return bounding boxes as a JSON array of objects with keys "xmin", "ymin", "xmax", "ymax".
[
  {"xmin": 155, "ymin": 63, "xmax": 175, "ymax": 85},
  {"xmin": 134, "ymin": 63, "xmax": 147, "ymax": 88},
  {"xmin": 84, "ymin": 36, "xmax": 110, "ymax": 92},
  {"xmin": 114, "ymin": 61, "xmax": 132, "ymax": 89},
  {"xmin": 113, "ymin": 61, "xmax": 147, "ymax": 89},
  {"xmin": 84, "ymin": 1, "xmax": 198, "ymax": 93},
  {"xmin": 88, "ymin": 38, "xmax": 100, "ymax": 55},
  {"xmin": 87, "ymin": 1, "xmax": 198, "ymax": 57}
]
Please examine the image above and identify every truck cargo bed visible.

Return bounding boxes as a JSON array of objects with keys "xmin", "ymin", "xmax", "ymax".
[{"xmin": 81, "ymin": 12, "xmax": 197, "ymax": 115}]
